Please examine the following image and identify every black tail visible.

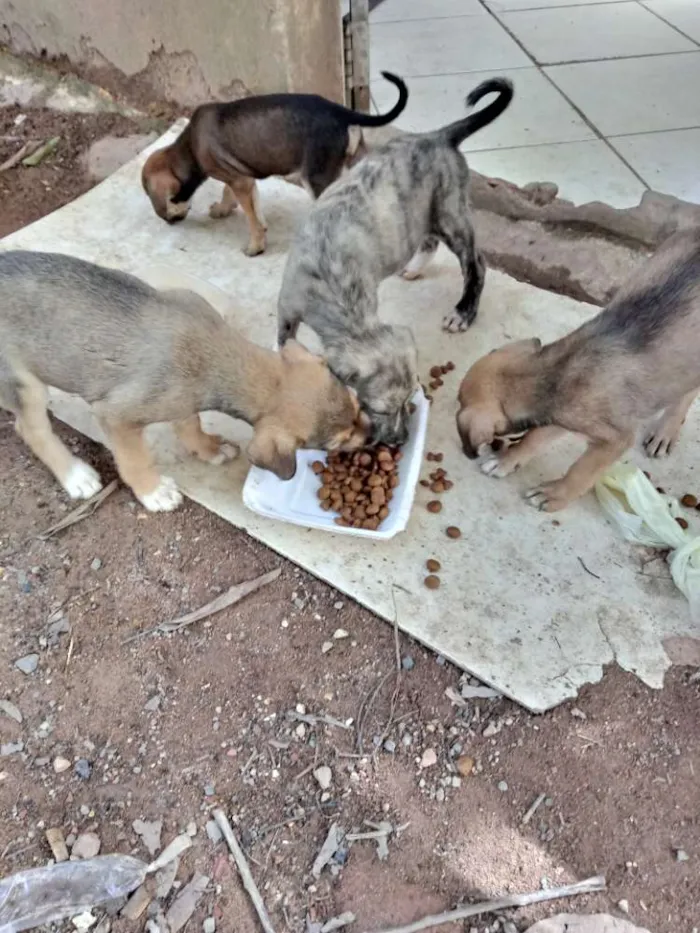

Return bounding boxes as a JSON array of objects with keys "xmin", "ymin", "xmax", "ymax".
[
  {"xmin": 441, "ymin": 78, "xmax": 513, "ymax": 147},
  {"xmin": 349, "ymin": 72, "xmax": 408, "ymax": 127}
]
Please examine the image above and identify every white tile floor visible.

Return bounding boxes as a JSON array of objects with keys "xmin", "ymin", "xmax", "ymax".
[{"xmin": 368, "ymin": 0, "xmax": 700, "ymax": 206}]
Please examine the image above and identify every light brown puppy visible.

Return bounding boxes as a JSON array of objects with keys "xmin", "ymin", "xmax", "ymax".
[
  {"xmin": 456, "ymin": 229, "xmax": 700, "ymax": 512},
  {"xmin": 0, "ymin": 251, "xmax": 367, "ymax": 511},
  {"xmin": 141, "ymin": 74, "xmax": 407, "ymax": 256}
]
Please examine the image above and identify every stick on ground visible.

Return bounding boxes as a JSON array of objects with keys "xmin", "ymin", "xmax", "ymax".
[
  {"xmin": 123, "ymin": 567, "xmax": 281, "ymax": 642},
  {"xmin": 213, "ymin": 808, "xmax": 276, "ymax": 933},
  {"xmin": 362, "ymin": 875, "xmax": 606, "ymax": 933},
  {"xmin": 38, "ymin": 479, "xmax": 118, "ymax": 540}
]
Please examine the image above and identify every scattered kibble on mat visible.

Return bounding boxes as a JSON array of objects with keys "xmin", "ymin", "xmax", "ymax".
[
  {"xmin": 424, "ymin": 574, "xmax": 441, "ymax": 589},
  {"xmin": 681, "ymin": 493, "xmax": 698, "ymax": 508},
  {"xmin": 427, "ymin": 500, "xmax": 442, "ymax": 513},
  {"xmin": 446, "ymin": 526, "xmax": 461, "ymax": 539},
  {"xmin": 426, "ymin": 558, "xmax": 441, "ymax": 572}
]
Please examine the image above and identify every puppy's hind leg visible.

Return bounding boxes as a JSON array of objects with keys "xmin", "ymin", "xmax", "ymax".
[
  {"xmin": 9, "ymin": 374, "xmax": 103, "ymax": 499},
  {"xmin": 401, "ymin": 236, "xmax": 439, "ymax": 281},
  {"xmin": 439, "ymin": 218, "xmax": 485, "ymax": 333},
  {"xmin": 644, "ymin": 389, "xmax": 698, "ymax": 458},
  {"xmin": 101, "ymin": 419, "xmax": 182, "ymax": 512},
  {"xmin": 174, "ymin": 413, "xmax": 240, "ymax": 465},
  {"xmin": 209, "ymin": 183, "xmax": 239, "ymax": 219}
]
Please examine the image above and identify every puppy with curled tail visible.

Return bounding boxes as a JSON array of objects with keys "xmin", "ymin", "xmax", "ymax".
[
  {"xmin": 0, "ymin": 251, "xmax": 368, "ymax": 511},
  {"xmin": 141, "ymin": 72, "xmax": 408, "ymax": 256},
  {"xmin": 456, "ymin": 228, "xmax": 700, "ymax": 512}
]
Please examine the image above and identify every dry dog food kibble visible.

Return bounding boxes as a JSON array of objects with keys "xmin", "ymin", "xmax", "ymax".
[
  {"xmin": 424, "ymin": 574, "xmax": 441, "ymax": 589},
  {"xmin": 313, "ymin": 446, "xmax": 401, "ymax": 530},
  {"xmin": 426, "ymin": 558, "xmax": 441, "ymax": 572},
  {"xmin": 427, "ymin": 500, "xmax": 442, "ymax": 513},
  {"xmin": 681, "ymin": 493, "xmax": 698, "ymax": 508},
  {"xmin": 676, "ymin": 516, "xmax": 689, "ymax": 530},
  {"xmin": 446, "ymin": 526, "xmax": 461, "ymax": 539}
]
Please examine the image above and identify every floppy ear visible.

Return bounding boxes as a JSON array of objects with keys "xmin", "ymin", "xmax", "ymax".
[
  {"xmin": 248, "ymin": 424, "xmax": 298, "ymax": 480},
  {"xmin": 280, "ymin": 339, "xmax": 322, "ymax": 366}
]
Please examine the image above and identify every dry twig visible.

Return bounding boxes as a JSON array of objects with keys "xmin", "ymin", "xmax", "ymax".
[
  {"xmin": 0, "ymin": 141, "xmax": 39, "ymax": 172},
  {"xmin": 38, "ymin": 479, "xmax": 118, "ymax": 540},
  {"xmin": 213, "ymin": 808, "xmax": 276, "ymax": 933},
  {"xmin": 123, "ymin": 567, "xmax": 281, "ymax": 642},
  {"xmin": 361, "ymin": 875, "xmax": 606, "ymax": 933}
]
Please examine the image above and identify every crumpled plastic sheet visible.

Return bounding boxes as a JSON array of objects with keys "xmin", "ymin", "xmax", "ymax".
[
  {"xmin": 596, "ymin": 462, "xmax": 700, "ymax": 619},
  {"xmin": 526, "ymin": 913, "xmax": 652, "ymax": 933}
]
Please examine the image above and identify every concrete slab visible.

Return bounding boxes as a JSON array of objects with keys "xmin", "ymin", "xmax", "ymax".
[{"xmin": 3, "ymin": 123, "xmax": 699, "ymax": 712}]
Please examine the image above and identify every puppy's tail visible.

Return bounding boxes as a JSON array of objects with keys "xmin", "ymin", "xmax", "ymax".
[
  {"xmin": 439, "ymin": 78, "xmax": 513, "ymax": 147},
  {"xmin": 349, "ymin": 72, "xmax": 408, "ymax": 126}
]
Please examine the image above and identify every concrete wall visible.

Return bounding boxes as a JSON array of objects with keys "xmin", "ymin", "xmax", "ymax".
[{"xmin": 0, "ymin": 0, "xmax": 345, "ymax": 106}]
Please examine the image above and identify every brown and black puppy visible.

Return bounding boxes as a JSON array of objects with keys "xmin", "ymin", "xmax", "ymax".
[
  {"xmin": 141, "ymin": 73, "xmax": 408, "ymax": 256},
  {"xmin": 0, "ymin": 251, "xmax": 368, "ymax": 511},
  {"xmin": 456, "ymin": 228, "xmax": 700, "ymax": 512}
]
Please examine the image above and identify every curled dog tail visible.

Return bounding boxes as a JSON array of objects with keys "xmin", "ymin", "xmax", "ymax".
[
  {"xmin": 439, "ymin": 78, "xmax": 513, "ymax": 147},
  {"xmin": 350, "ymin": 72, "xmax": 408, "ymax": 126}
]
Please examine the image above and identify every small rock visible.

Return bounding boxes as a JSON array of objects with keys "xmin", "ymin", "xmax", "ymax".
[
  {"xmin": 333, "ymin": 628, "xmax": 349, "ymax": 640},
  {"xmin": 420, "ymin": 748, "xmax": 437, "ymax": 769},
  {"xmin": 456, "ymin": 755, "xmax": 474, "ymax": 777},
  {"xmin": 74, "ymin": 758, "xmax": 92, "ymax": 780},
  {"xmin": 321, "ymin": 641, "xmax": 334, "ymax": 654},
  {"xmin": 14, "ymin": 654, "xmax": 39, "ymax": 675},
  {"xmin": 0, "ymin": 699, "xmax": 23, "ymax": 723},
  {"xmin": 203, "ymin": 783, "xmax": 215, "ymax": 797},
  {"xmin": 483, "ymin": 721, "xmax": 502, "ymax": 738},
  {"xmin": 72, "ymin": 832, "xmax": 101, "ymax": 859},
  {"xmin": 72, "ymin": 911, "xmax": 97, "ymax": 932},
  {"xmin": 502, "ymin": 924, "xmax": 518, "ymax": 933},
  {"xmin": 401, "ymin": 656, "xmax": 415, "ymax": 671},
  {"xmin": 144, "ymin": 696, "xmax": 161, "ymax": 712},
  {"xmin": 132, "ymin": 819, "xmax": 162, "ymax": 856},
  {"xmin": 333, "ymin": 601, "xmax": 344, "ymax": 610},
  {"xmin": 203, "ymin": 919, "xmax": 216, "ymax": 933},
  {"xmin": 1, "ymin": 741, "xmax": 24, "ymax": 757},
  {"xmin": 53, "ymin": 756, "xmax": 71, "ymax": 773},
  {"xmin": 383, "ymin": 739, "xmax": 396, "ymax": 754},
  {"xmin": 295, "ymin": 723, "xmax": 306, "ymax": 739},
  {"xmin": 435, "ymin": 655, "xmax": 446, "ymax": 666},
  {"xmin": 497, "ymin": 780, "xmax": 508, "ymax": 792},
  {"xmin": 436, "ymin": 787, "xmax": 445, "ymax": 803},
  {"xmin": 186, "ymin": 822, "xmax": 197, "ymax": 836},
  {"xmin": 451, "ymin": 776, "xmax": 462, "ymax": 788},
  {"xmin": 617, "ymin": 900, "xmax": 630, "ymax": 915},
  {"xmin": 314, "ymin": 765, "xmax": 333, "ymax": 790},
  {"xmin": 90, "ymin": 558, "xmax": 102, "ymax": 571},
  {"xmin": 675, "ymin": 848, "xmax": 690, "ymax": 862},
  {"xmin": 570, "ymin": 707, "xmax": 587, "ymax": 720},
  {"xmin": 205, "ymin": 820, "xmax": 223, "ymax": 844}
]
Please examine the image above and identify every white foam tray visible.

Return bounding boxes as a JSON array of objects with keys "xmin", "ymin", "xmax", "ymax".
[{"xmin": 242, "ymin": 387, "xmax": 430, "ymax": 539}]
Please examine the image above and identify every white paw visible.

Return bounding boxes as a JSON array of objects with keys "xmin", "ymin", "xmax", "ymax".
[
  {"xmin": 643, "ymin": 430, "xmax": 677, "ymax": 458},
  {"xmin": 139, "ymin": 476, "xmax": 183, "ymax": 512},
  {"xmin": 442, "ymin": 311, "xmax": 469, "ymax": 333},
  {"xmin": 63, "ymin": 460, "xmax": 103, "ymax": 499},
  {"xmin": 209, "ymin": 442, "xmax": 240, "ymax": 465},
  {"xmin": 525, "ymin": 488, "xmax": 548, "ymax": 511},
  {"xmin": 480, "ymin": 456, "xmax": 509, "ymax": 478}
]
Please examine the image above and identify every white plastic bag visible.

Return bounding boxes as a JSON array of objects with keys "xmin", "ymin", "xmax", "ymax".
[{"xmin": 595, "ymin": 462, "xmax": 700, "ymax": 619}]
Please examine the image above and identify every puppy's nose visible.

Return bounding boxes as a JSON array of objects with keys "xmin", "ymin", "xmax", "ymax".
[{"xmin": 166, "ymin": 214, "xmax": 186, "ymax": 225}]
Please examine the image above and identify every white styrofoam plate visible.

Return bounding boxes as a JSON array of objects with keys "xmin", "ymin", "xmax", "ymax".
[{"xmin": 242, "ymin": 387, "xmax": 430, "ymax": 539}]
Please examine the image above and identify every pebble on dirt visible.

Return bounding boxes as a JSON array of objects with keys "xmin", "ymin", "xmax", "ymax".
[
  {"xmin": 0, "ymin": 699, "xmax": 23, "ymax": 723},
  {"xmin": 314, "ymin": 765, "xmax": 333, "ymax": 790},
  {"xmin": 420, "ymin": 748, "xmax": 437, "ymax": 769},
  {"xmin": 206, "ymin": 819, "xmax": 223, "ymax": 844},
  {"xmin": 74, "ymin": 758, "xmax": 92, "ymax": 780},
  {"xmin": 401, "ymin": 655, "xmax": 415, "ymax": 671},
  {"xmin": 53, "ymin": 756, "xmax": 71, "ymax": 773},
  {"xmin": 14, "ymin": 653, "xmax": 39, "ymax": 674},
  {"xmin": 456, "ymin": 754, "xmax": 474, "ymax": 777},
  {"xmin": 72, "ymin": 831, "xmax": 101, "ymax": 859},
  {"xmin": 132, "ymin": 818, "xmax": 163, "ymax": 856}
]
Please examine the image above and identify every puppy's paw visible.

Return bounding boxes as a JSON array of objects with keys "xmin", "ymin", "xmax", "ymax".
[
  {"xmin": 209, "ymin": 201, "xmax": 236, "ymax": 219},
  {"xmin": 206, "ymin": 439, "xmax": 241, "ymax": 466},
  {"xmin": 139, "ymin": 476, "xmax": 183, "ymax": 512},
  {"xmin": 243, "ymin": 241, "xmax": 266, "ymax": 257},
  {"xmin": 63, "ymin": 460, "xmax": 103, "ymax": 499},
  {"xmin": 480, "ymin": 455, "xmax": 515, "ymax": 479},
  {"xmin": 442, "ymin": 310, "xmax": 470, "ymax": 333},
  {"xmin": 401, "ymin": 267, "xmax": 423, "ymax": 281},
  {"xmin": 643, "ymin": 427, "xmax": 679, "ymax": 458},
  {"xmin": 524, "ymin": 483, "xmax": 570, "ymax": 513}
]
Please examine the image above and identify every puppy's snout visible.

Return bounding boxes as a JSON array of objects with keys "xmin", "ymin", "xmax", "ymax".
[
  {"xmin": 165, "ymin": 213, "xmax": 187, "ymax": 225},
  {"xmin": 370, "ymin": 411, "xmax": 409, "ymax": 447},
  {"xmin": 456, "ymin": 409, "xmax": 479, "ymax": 459}
]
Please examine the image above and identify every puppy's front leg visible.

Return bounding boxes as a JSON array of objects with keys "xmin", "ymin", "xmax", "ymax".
[
  {"xmin": 209, "ymin": 184, "xmax": 239, "ymax": 219},
  {"xmin": 174, "ymin": 414, "xmax": 240, "ymax": 465},
  {"xmin": 401, "ymin": 236, "xmax": 439, "ymax": 281},
  {"xmin": 480, "ymin": 425, "xmax": 568, "ymax": 478},
  {"xmin": 231, "ymin": 177, "xmax": 267, "ymax": 256},
  {"xmin": 644, "ymin": 389, "xmax": 698, "ymax": 458},
  {"xmin": 102, "ymin": 420, "xmax": 182, "ymax": 512},
  {"xmin": 525, "ymin": 433, "xmax": 632, "ymax": 513}
]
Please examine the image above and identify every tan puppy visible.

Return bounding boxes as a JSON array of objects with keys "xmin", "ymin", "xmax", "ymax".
[
  {"xmin": 0, "ymin": 251, "xmax": 367, "ymax": 511},
  {"xmin": 456, "ymin": 229, "xmax": 700, "ymax": 512},
  {"xmin": 141, "ymin": 73, "xmax": 407, "ymax": 256}
]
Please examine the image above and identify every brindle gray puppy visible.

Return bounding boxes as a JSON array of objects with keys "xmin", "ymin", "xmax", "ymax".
[{"xmin": 277, "ymin": 78, "xmax": 513, "ymax": 444}]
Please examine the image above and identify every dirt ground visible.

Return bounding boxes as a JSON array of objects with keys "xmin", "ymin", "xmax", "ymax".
[{"xmin": 0, "ymin": 108, "xmax": 699, "ymax": 933}]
